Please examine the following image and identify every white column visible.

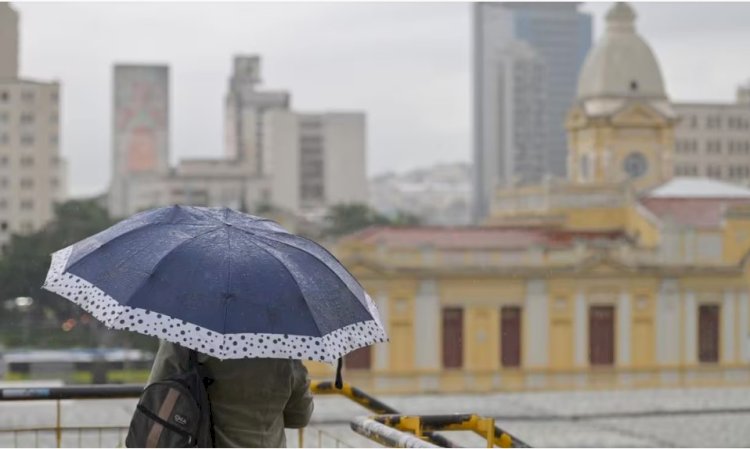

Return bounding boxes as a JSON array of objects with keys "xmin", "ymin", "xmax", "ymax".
[
  {"xmin": 740, "ymin": 291, "xmax": 749, "ymax": 362},
  {"xmin": 575, "ymin": 290, "xmax": 587, "ymax": 367},
  {"xmin": 374, "ymin": 292, "xmax": 390, "ymax": 370},
  {"xmin": 525, "ymin": 280, "xmax": 548, "ymax": 367},
  {"xmin": 685, "ymin": 290, "xmax": 696, "ymax": 364},
  {"xmin": 657, "ymin": 279, "xmax": 680, "ymax": 364},
  {"xmin": 618, "ymin": 291, "xmax": 631, "ymax": 366},
  {"xmin": 414, "ymin": 280, "xmax": 439, "ymax": 370},
  {"xmin": 723, "ymin": 290, "xmax": 736, "ymax": 364}
]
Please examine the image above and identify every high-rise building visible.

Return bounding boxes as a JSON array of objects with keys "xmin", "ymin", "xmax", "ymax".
[
  {"xmin": 673, "ymin": 88, "xmax": 750, "ymax": 185},
  {"xmin": 224, "ymin": 56, "xmax": 290, "ymax": 174},
  {"xmin": 264, "ymin": 110, "xmax": 367, "ymax": 218},
  {"xmin": 472, "ymin": 2, "xmax": 592, "ymax": 222},
  {"xmin": 108, "ymin": 65, "xmax": 170, "ymax": 217},
  {"xmin": 0, "ymin": 2, "xmax": 67, "ymax": 250},
  {"xmin": 0, "ymin": 2, "xmax": 18, "ymax": 79}
]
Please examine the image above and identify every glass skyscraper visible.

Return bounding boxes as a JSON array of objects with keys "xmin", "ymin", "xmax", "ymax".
[{"xmin": 472, "ymin": 2, "xmax": 592, "ymax": 222}]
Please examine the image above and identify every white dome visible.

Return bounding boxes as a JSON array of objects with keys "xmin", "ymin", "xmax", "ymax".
[{"xmin": 577, "ymin": 2, "xmax": 667, "ymax": 101}]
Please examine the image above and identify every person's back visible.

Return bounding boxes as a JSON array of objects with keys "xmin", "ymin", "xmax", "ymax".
[{"xmin": 148, "ymin": 340, "xmax": 314, "ymax": 448}]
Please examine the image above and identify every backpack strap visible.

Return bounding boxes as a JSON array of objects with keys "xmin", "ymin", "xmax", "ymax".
[
  {"xmin": 186, "ymin": 348, "xmax": 216, "ymax": 447},
  {"xmin": 187, "ymin": 349, "xmax": 214, "ymax": 386},
  {"xmin": 188, "ymin": 349, "xmax": 199, "ymax": 369}
]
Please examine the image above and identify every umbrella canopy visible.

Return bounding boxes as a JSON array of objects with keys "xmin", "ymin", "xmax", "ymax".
[{"xmin": 42, "ymin": 206, "xmax": 387, "ymax": 363}]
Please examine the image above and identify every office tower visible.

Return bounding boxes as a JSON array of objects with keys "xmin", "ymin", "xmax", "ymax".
[
  {"xmin": 264, "ymin": 110, "xmax": 367, "ymax": 216},
  {"xmin": 223, "ymin": 56, "xmax": 290, "ymax": 175},
  {"xmin": 109, "ymin": 65, "xmax": 170, "ymax": 218},
  {"xmin": 472, "ymin": 2, "xmax": 592, "ymax": 222}
]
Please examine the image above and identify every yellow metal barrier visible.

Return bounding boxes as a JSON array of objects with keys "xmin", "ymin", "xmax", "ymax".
[
  {"xmin": 310, "ymin": 381, "xmax": 459, "ymax": 447},
  {"xmin": 372, "ymin": 414, "xmax": 530, "ymax": 448}
]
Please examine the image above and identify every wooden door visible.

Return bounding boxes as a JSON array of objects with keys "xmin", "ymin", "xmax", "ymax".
[
  {"xmin": 698, "ymin": 305, "xmax": 720, "ymax": 363},
  {"xmin": 442, "ymin": 308, "xmax": 463, "ymax": 368},
  {"xmin": 501, "ymin": 306, "xmax": 522, "ymax": 367},
  {"xmin": 589, "ymin": 305, "xmax": 615, "ymax": 366}
]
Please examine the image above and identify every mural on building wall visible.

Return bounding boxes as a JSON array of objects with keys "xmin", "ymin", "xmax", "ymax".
[
  {"xmin": 127, "ymin": 127, "xmax": 157, "ymax": 172},
  {"xmin": 114, "ymin": 67, "xmax": 168, "ymax": 174}
]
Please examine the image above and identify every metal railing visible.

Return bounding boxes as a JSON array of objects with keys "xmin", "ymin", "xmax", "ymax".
[
  {"xmin": 0, "ymin": 384, "xmax": 354, "ymax": 448},
  {"xmin": 0, "ymin": 383, "xmax": 530, "ymax": 448},
  {"xmin": 351, "ymin": 417, "xmax": 439, "ymax": 448},
  {"xmin": 4, "ymin": 426, "xmax": 127, "ymax": 448}
]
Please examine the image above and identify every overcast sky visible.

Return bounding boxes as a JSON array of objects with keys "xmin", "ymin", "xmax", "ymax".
[{"xmin": 13, "ymin": 1, "xmax": 750, "ymax": 198}]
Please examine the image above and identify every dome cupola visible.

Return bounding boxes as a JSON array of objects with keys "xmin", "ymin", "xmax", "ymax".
[{"xmin": 576, "ymin": 2, "xmax": 667, "ymax": 101}]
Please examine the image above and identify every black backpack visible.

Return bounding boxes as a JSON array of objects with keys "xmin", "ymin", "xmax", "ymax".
[{"xmin": 126, "ymin": 350, "xmax": 214, "ymax": 448}]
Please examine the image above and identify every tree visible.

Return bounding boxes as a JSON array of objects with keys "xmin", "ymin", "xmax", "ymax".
[
  {"xmin": 323, "ymin": 204, "xmax": 389, "ymax": 238},
  {"xmin": 323, "ymin": 203, "xmax": 422, "ymax": 238},
  {"xmin": 390, "ymin": 211, "xmax": 422, "ymax": 227},
  {"xmin": 0, "ymin": 199, "xmax": 152, "ymax": 349}
]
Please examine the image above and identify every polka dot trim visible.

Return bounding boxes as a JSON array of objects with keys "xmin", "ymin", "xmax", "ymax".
[{"xmin": 43, "ymin": 245, "xmax": 388, "ymax": 363}]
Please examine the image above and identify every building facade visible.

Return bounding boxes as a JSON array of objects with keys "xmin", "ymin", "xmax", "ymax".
[
  {"xmin": 673, "ymin": 90, "xmax": 750, "ymax": 184},
  {"xmin": 0, "ymin": 3, "xmax": 66, "ymax": 249},
  {"xmin": 329, "ymin": 179, "xmax": 750, "ymax": 393},
  {"xmin": 264, "ymin": 110, "xmax": 368, "ymax": 218},
  {"xmin": 472, "ymin": 2, "xmax": 592, "ymax": 223}
]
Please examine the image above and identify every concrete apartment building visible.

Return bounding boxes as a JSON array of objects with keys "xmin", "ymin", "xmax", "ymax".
[
  {"xmin": 0, "ymin": 3, "xmax": 67, "ymax": 249},
  {"xmin": 264, "ymin": 110, "xmax": 367, "ymax": 219},
  {"xmin": 108, "ymin": 56, "xmax": 367, "ymax": 220},
  {"xmin": 223, "ymin": 55, "xmax": 289, "ymax": 174},
  {"xmin": 673, "ymin": 85, "xmax": 750, "ymax": 184},
  {"xmin": 472, "ymin": 2, "xmax": 592, "ymax": 223}
]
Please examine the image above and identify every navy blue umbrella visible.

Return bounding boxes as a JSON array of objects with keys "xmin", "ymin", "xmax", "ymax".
[{"xmin": 42, "ymin": 206, "xmax": 387, "ymax": 364}]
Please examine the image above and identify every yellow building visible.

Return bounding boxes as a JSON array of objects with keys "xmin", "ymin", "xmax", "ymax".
[
  {"xmin": 307, "ymin": 3, "xmax": 750, "ymax": 394},
  {"xmin": 327, "ymin": 178, "xmax": 750, "ymax": 393}
]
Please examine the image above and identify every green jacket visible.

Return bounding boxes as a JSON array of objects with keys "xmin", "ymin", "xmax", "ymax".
[{"xmin": 148, "ymin": 341, "xmax": 314, "ymax": 448}]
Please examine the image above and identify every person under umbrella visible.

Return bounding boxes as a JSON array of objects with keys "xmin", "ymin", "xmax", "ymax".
[{"xmin": 42, "ymin": 205, "xmax": 388, "ymax": 447}]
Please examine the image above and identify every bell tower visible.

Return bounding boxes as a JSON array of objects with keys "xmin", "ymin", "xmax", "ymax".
[{"xmin": 566, "ymin": 2, "xmax": 675, "ymax": 192}]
